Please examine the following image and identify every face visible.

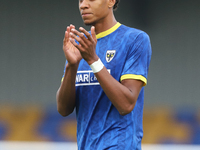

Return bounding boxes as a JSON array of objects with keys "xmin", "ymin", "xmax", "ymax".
[{"xmin": 79, "ymin": 0, "xmax": 111, "ymax": 25}]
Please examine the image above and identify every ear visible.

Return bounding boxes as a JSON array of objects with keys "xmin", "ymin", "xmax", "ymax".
[{"xmin": 108, "ymin": 0, "xmax": 116, "ymax": 8}]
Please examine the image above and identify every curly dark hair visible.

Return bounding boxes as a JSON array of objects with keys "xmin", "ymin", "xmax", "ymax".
[{"xmin": 113, "ymin": 0, "xmax": 120, "ymax": 11}]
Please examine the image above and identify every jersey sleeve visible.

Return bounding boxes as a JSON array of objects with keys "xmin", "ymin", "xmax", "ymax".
[{"xmin": 120, "ymin": 32, "xmax": 152, "ymax": 86}]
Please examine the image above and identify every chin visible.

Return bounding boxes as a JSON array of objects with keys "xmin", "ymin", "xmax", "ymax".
[
  {"xmin": 83, "ymin": 22, "xmax": 93, "ymax": 26},
  {"xmin": 83, "ymin": 20, "xmax": 95, "ymax": 26}
]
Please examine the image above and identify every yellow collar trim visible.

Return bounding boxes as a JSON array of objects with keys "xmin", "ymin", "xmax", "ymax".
[{"xmin": 96, "ymin": 22, "xmax": 121, "ymax": 39}]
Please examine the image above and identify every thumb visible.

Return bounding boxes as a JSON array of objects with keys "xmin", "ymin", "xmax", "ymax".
[{"xmin": 91, "ymin": 26, "xmax": 97, "ymax": 43}]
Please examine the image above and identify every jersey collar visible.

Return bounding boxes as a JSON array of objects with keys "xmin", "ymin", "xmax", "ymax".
[{"xmin": 96, "ymin": 22, "xmax": 121, "ymax": 39}]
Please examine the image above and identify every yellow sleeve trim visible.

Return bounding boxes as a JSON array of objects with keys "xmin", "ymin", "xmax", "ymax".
[
  {"xmin": 61, "ymin": 77, "xmax": 64, "ymax": 83},
  {"xmin": 120, "ymin": 74, "xmax": 147, "ymax": 86},
  {"xmin": 96, "ymin": 22, "xmax": 121, "ymax": 39}
]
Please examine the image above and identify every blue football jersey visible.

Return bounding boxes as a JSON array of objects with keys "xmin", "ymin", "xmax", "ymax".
[{"xmin": 62, "ymin": 23, "xmax": 152, "ymax": 150}]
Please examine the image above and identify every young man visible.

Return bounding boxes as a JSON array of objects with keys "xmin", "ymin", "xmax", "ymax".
[{"xmin": 56, "ymin": 0, "xmax": 152, "ymax": 149}]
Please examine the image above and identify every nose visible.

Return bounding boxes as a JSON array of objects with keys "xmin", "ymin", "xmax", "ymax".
[{"xmin": 79, "ymin": 0, "xmax": 89, "ymax": 9}]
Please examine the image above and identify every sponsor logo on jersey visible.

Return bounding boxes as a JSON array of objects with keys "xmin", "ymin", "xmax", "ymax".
[
  {"xmin": 76, "ymin": 70, "xmax": 111, "ymax": 86},
  {"xmin": 106, "ymin": 50, "xmax": 116, "ymax": 63}
]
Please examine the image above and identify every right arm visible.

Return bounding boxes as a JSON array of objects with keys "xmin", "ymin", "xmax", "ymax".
[
  {"xmin": 56, "ymin": 63, "xmax": 78, "ymax": 116},
  {"xmin": 56, "ymin": 25, "xmax": 82, "ymax": 116}
]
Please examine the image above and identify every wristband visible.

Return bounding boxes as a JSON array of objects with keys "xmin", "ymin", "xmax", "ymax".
[{"xmin": 90, "ymin": 58, "xmax": 104, "ymax": 73}]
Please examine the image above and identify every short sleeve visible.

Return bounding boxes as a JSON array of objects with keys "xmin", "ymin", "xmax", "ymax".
[{"xmin": 120, "ymin": 32, "xmax": 152, "ymax": 86}]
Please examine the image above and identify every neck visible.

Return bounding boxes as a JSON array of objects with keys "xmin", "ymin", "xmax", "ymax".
[{"xmin": 94, "ymin": 12, "xmax": 117, "ymax": 35}]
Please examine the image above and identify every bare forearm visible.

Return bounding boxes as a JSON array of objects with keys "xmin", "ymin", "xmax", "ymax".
[
  {"xmin": 95, "ymin": 67, "xmax": 142, "ymax": 116},
  {"xmin": 56, "ymin": 63, "xmax": 78, "ymax": 116}
]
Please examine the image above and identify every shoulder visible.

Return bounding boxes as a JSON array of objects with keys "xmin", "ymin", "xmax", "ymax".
[
  {"xmin": 116, "ymin": 24, "xmax": 150, "ymax": 50},
  {"xmin": 119, "ymin": 24, "xmax": 150, "ymax": 40}
]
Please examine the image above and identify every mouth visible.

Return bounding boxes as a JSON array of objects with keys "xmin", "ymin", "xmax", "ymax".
[{"xmin": 81, "ymin": 13, "xmax": 92, "ymax": 17}]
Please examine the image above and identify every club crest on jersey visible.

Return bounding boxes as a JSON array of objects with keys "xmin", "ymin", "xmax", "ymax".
[{"xmin": 106, "ymin": 50, "xmax": 116, "ymax": 63}]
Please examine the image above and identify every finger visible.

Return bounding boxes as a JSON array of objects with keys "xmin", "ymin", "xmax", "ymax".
[
  {"xmin": 63, "ymin": 25, "xmax": 74, "ymax": 46},
  {"xmin": 69, "ymin": 37, "xmax": 84, "ymax": 51},
  {"xmin": 91, "ymin": 26, "xmax": 97, "ymax": 43},
  {"xmin": 70, "ymin": 24, "xmax": 75, "ymax": 31},
  {"xmin": 63, "ymin": 29, "xmax": 69, "ymax": 45},
  {"xmin": 70, "ymin": 29, "xmax": 88, "ymax": 48},
  {"xmin": 69, "ymin": 37, "xmax": 77, "ymax": 46},
  {"xmin": 71, "ymin": 28, "xmax": 85, "ymax": 39},
  {"xmin": 79, "ymin": 27, "xmax": 94, "ymax": 42},
  {"xmin": 67, "ymin": 26, "xmax": 71, "ymax": 33},
  {"xmin": 73, "ymin": 28, "xmax": 89, "ymax": 44}
]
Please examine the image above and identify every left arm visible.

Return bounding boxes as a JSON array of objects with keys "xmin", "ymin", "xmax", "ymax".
[
  {"xmin": 94, "ymin": 67, "xmax": 143, "ymax": 115},
  {"xmin": 69, "ymin": 26, "xmax": 143, "ymax": 116}
]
